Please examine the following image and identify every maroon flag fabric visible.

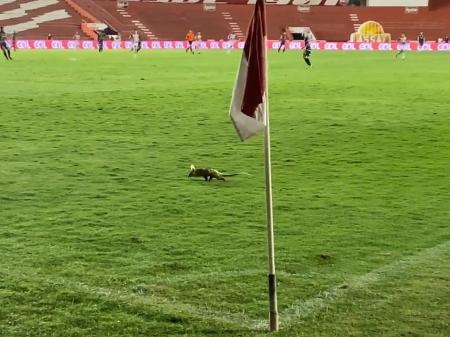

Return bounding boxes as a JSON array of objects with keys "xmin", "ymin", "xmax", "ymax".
[{"xmin": 229, "ymin": 0, "xmax": 267, "ymax": 141}]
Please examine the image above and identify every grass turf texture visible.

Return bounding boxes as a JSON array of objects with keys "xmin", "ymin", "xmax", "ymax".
[{"xmin": 0, "ymin": 50, "xmax": 449, "ymax": 337}]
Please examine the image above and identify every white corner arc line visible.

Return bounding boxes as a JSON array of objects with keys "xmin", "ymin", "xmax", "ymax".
[{"xmin": 268, "ymin": 240, "xmax": 450, "ymax": 330}]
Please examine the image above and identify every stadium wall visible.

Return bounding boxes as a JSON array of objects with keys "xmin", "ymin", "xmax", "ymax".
[
  {"xmin": 366, "ymin": 0, "xmax": 429, "ymax": 6},
  {"xmin": 429, "ymin": 0, "xmax": 449, "ymax": 9},
  {"xmin": 136, "ymin": 0, "xmax": 342, "ymax": 4}
]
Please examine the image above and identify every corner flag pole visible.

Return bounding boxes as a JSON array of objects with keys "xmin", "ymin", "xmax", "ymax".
[
  {"xmin": 228, "ymin": 0, "xmax": 278, "ymax": 330},
  {"xmin": 263, "ymin": 33, "xmax": 279, "ymax": 332},
  {"xmin": 264, "ymin": 101, "xmax": 279, "ymax": 332}
]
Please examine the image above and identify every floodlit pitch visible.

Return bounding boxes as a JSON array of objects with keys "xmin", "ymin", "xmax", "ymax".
[{"xmin": 1, "ymin": 50, "xmax": 449, "ymax": 337}]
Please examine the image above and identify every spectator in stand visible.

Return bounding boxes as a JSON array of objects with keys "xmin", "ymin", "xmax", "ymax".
[
  {"xmin": 445, "ymin": 36, "xmax": 449, "ymax": 43},
  {"xmin": 47, "ymin": 33, "xmax": 52, "ymax": 40}
]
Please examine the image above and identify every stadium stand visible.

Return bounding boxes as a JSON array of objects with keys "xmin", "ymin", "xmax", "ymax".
[
  {"xmin": 351, "ymin": 7, "xmax": 449, "ymax": 42},
  {"xmin": 94, "ymin": 0, "xmax": 157, "ymax": 39},
  {"xmin": 66, "ymin": 0, "xmax": 133, "ymax": 36},
  {"xmin": 2, "ymin": 0, "xmax": 450, "ymax": 41},
  {"xmin": 85, "ymin": 1, "xmax": 450, "ymax": 41},
  {"xmin": 0, "ymin": 0, "xmax": 87, "ymax": 38},
  {"xmin": 293, "ymin": 5, "xmax": 450, "ymax": 41},
  {"xmin": 125, "ymin": 3, "xmax": 234, "ymax": 40}
]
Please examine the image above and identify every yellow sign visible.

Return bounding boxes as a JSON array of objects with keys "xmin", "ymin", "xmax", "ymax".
[{"xmin": 350, "ymin": 21, "xmax": 391, "ymax": 43}]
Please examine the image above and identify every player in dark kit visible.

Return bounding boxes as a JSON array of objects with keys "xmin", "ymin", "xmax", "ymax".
[
  {"xmin": 97, "ymin": 30, "xmax": 106, "ymax": 52},
  {"xmin": 278, "ymin": 31, "xmax": 287, "ymax": 53},
  {"xmin": 12, "ymin": 31, "xmax": 16, "ymax": 51},
  {"xmin": 0, "ymin": 26, "xmax": 12, "ymax": 60},
  {"xmin": 417, "ymin": 32, "xmax": 425, "ymax": 48},
  {"xmin": 302, "ymin": 38, "xmax": 312, "ymax": 67}
]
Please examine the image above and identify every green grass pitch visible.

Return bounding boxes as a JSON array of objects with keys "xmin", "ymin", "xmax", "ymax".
[{"xmin": 0, "ymin": 50, "xmax": 449, "ymax": 337}]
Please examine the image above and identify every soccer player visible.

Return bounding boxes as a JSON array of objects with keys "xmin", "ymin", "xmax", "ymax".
[
  {"xmin": 128, "ymin": 33, "xmax": 134, "ymax": 51},
  {"xmin": 0, "ymin": 26, "xmax": 12, "ymax": 60},
  {"xmin": 136, "ymin": 33, "xmax": 142, "ymax": 53},
  {"xmin": 131, "ymin": 30, "xmax": 141, "ymax": 53},
  {"xmin": 227, "ymin": 32, "xmax": 236, "ymax": 52},
  {"xmin": 302, "ymin": 38, "xmax": 312, "ymax": 67},
  {"xmin": 98, "ymin": 30, "xmax": 106, "ymax": 52},
  {"xmin": 417, "ymin": 32, "xmax": 425, "ymax": 49},
  {"xmin": 227, "ymin": 32, "xmax": 236, "ymax": 44},
  {"xmin": 12, "ymin": 31, "xmax": 16, "ymax": 52},
  {"xmin": 73, "ymin": 31, "xmax": 81, "ymax": 49},
  {"xmin": 395, "ymin": 33, "xmax": 407, "ymax": 60},
  {"xmin": 278, "ymin": 31, "xmax": 287, "ymax": 53},
  {"xmin": 185, "ymin": 30, "xmax": 195, "ymax": 54},
  {"xmin": 194, "ymin": 31, "xmax": 202, "ymax": 54}
]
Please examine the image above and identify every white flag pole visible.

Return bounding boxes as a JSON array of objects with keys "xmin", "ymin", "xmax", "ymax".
[{"xmin": 263, "ymin": 30, "xmax": 279, "ymax": 332}]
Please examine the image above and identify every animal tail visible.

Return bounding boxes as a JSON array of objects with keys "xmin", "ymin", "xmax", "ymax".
[{"xmin": 221, "ymin": 172, "xmax": 252, "ymax": 177}]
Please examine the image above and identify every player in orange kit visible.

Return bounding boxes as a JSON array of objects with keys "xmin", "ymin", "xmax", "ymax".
[{"xmin": 185, "ymin": 30, "xmax": 195, "ymax": 55}]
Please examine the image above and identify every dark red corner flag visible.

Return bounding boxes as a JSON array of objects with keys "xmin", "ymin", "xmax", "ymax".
[{"xmin": 229, "ymin": 0, "xmax": 267, "ymax": 141}]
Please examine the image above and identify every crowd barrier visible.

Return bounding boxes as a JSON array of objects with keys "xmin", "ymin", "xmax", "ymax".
[{"xmin": 11, "ymin": 40, "xmax": 450, "ymax": 51}]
